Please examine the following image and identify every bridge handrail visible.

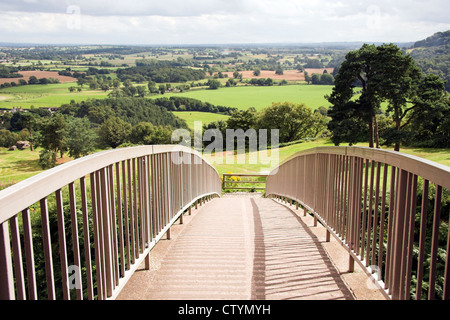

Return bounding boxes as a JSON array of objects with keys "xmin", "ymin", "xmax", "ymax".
[
  {"xmin": 266, "ymin": 146, "xmax": 450, "ymax": 300},
  {"xmin": 0, "ymin": 145, "xmax": 222, "ymax": 300}
]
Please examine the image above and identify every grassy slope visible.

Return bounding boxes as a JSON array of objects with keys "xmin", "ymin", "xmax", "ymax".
[
  {"xmin": 0, "ymin": 82, "xmax": 109, "ymax": 109},
  {"xmin": 172, "ymin": 111, "xmax": 230, "ymax": 130}
]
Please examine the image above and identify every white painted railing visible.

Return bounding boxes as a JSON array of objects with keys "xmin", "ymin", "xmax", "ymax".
[
  {"xmin": 266, "ymin": 146, "xmax": 450, "ymax": 300},
  {"xmin": 0, "ymin": 145, "xmax": 222, "ymax": 300}
]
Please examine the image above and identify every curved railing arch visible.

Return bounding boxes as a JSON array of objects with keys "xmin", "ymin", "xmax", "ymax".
[
  {"xmin": 266, "ymin": 146, "xmax": 450, "ymax": 300},
  {"xmin": 0, "ymin": 145, "xmax": 221, "ymax": 300}
]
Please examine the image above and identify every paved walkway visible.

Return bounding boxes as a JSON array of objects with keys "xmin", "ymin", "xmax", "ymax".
[{"xmin": 117, "ymin": 194, "xmax": 383, "ymax": 300}]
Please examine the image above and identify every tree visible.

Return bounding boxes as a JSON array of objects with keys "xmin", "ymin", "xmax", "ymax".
[
  {"xmin": 0, "ymin": 129, "xmax": 18, "ymax": 148},
  {"xmin": 130, "ymin": 122, "xmax": 155, "ymax": 145},
  {"xmin": 257, "ymin": 102, "xmax": 314, "ymax": 143},
  {"xmin": 207, "ymin": 79, "xmax": 221, "ymax": 90},
  {"xmin": 370, "ymin": 44, "xmax": 422, "ymax": 151},
  {"xmin": 66, "ymin": 117, "xmax": 97, "ymax": 158},
  {"xmin": 403, "ymin": 75, "xmax": 448, "ymax": 147},
  {"xmin": 17, "ymin": 112, "xmax": 38, "ymax": 151},
  {"xmin": 253, "ymin": 69, "xmax": 261, "ymax": 76},
  {"xmin": 28, "ymin": 76, "xmax": 39, "ymax": 85},
  {"xmin": 227, "ymin": 110, "xmax": 257, "ymax": 131},
  {"xmin": 275, "ymin": 67, "xmax": 284, "ymax": 75},
  {"xmin": 327, "ymin": 44, "xmax": 383, "ymax": 148},
  {"xmin": 226, "ymin": 78, "xmax": 237, "ymax": 87},
  {"xmin": 304, "ymin": 71, "xmax": 311, "ymax": 84},
  {"xmin": 36, "ymin": 113, "xmax": 68, "ymax": 162},
  {"xmin": 98, "ymin": 116, "xmax": 131, "ymax": 148},
  {"xmin": 136, "ymin": 85, "xmax": 147, "ymax": 97},
  {"xmin": 320, "ymin": 73, "xmax": 334, "ymax": 85}
]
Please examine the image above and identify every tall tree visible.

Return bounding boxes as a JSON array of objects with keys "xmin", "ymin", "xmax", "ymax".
[
  {"xmin": 37, "ymin": 113, "xmax": 68, "ymax": 161},
  {"xmin": 327, "ymin": 43, "xmax": 426, "ymax": 151},
  {"xmin": 370, "ymin": 44, "xmax": 422, "ymax": 151},
  {"xmin": 98, "ymin": 116, "xmax": 131, "ymax": 148},
  {"xmin": 66, "ymin": 117, "xmax": 97, "ymax": 158}
]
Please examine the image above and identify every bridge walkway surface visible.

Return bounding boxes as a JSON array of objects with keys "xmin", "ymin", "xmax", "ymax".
[{"xmin": 117, "ymin": 194, "xmax": 386, "ymax": 300}]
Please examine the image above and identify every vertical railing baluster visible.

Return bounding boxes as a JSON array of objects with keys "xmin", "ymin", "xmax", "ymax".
[
  {"xmin": 405, "ymin": 174, "xmax": 418, "ymax": 300},
  {"xmin": 68, "ymin": 183, "xmax": 83, "ymax": 300},
  {"xmin": 391, "ymin": 169, "xmax": 408, "ymax": 300},
  {"xmin": 428, "ymin": 185, "xmax": 442, "ymax": 300},
  {"xmin": 132, "ymin": 159, "xmax": 139, "ymax": 257},
  {"xmin": 100, "ymin": 168, "xmax": 113, "ymax": 298},
  {"xmin": 127, "ymin": 159, "xmax": 135, "ymax": 265},
  {"xmin": 40, "ymin": 198, "xmax": 55, "ymax": 300},
  {"xmin": 108, "ymin": 165, "xmax": 119, "ymax": 288},
  {"xmin": 0, "ymin": 221, "xmax": 15, "ymax": 300},
  {"xmin": 366, "ymin": 161, "xmax": 376, "ymax": 267},
  {"xmin": 122, "ymin": 161, "xmax": 130, "ymax": 271},
  {"xmin": 115, "ymin": 163, "xmax": 125, "ymax": 278},
  {"xmin": 378, "ymin": 164, "xmax": 389, "ymax": 280},
  {"xmin": 80, "ymin": 177, "xmax": 94, "ymax": 300},
  {"xmin": 371, "ymin": 162, "xmax": 381, "ymax": 268},
  {"xmin": 384, "ymin": 166, "xmax": 397, "ymax": 292},
  {"xmin": 55, "ymin": 189, "xmax": 70, "ymax": 300},
  {"xmin": 416, "ymin": 179, "xmax": 429, "ymax": 300},
  {"xmin": 10, "ymin": 215, "xmax": 25, "ymax": 299},
  {"xmin": 444, "ymin": 205, "xmax": 450, "ymax": 300},
  {"xmin": 361, "ymin": 159, "xmax": 369, "ymax": 259},
  {"xmin": 22, "ymin": 208, "xmax": 37, "ymax": 300},
  {"xmin": 90, "ymin": 172, "xmax": 103, "ymax": 300}
]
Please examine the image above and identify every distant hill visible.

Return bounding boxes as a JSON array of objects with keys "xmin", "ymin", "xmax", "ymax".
[
  {"xmin": 408, "ymin": 30, "xmax": 450, "ymax": 91},
  {"xmin": 412, "ymin": 31, "xmax": 450, "ymax": 48}
]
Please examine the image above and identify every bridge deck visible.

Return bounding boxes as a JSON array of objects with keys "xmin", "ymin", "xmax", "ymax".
[{"xmin": 117, "ymin": 194, "xmax": 385, "ymax": 300}]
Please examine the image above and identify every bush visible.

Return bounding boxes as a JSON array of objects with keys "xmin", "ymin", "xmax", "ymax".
[
  {"xmin": 0, "ymin": 129, "xmax": 18, "ymax": 148},
  {"xmin": 38, "ymin": 149, "xmax": 57, "ymax": 169}
]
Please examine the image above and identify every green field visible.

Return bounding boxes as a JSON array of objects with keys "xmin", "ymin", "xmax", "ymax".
[
  {"xmin": 153, "ymin": 84, "xmax": 334, "ymax": 111},
  {"xmin": 0, "ymin": 83, "xmax": 109, "ymax": 109},
  {"xmin": 172, "ymin": 111, "xmax": 230, "ymax": 130},
  {"xmin": 1, "ymin": 82, "xmax": 333, "ymax": 112},
  {"xmin": 0, "ymin": 147, "xmax": 47, "ymax": 184}
]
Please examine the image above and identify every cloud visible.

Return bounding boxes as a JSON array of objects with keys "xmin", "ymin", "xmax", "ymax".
[
  {"xmin": 0, "ymin": 0, "xmax": 449, "ymax": 44},
  {"xmin": 0, "ymin": 0, "xmax": 250, "ymax": 17}
]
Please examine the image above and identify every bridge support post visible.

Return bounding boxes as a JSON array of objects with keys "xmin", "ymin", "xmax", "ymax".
[
  {"xmin": 167, "ymin": 228, "xmax": 171, "ymax": 240},
  {"xmin": 326, "ymin": 230, "xmax": 330, "ymax": 242},
  {"xmin": 145, "ymin": 253, "xmax": 150, "ymax": 271},
  {"xmin": 349, "ymin": 255, "xmax": 355, "ymax": 273}
]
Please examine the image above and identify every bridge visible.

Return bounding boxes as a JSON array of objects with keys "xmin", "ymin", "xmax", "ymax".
[{"xmin": 0, "ymin": 145, "xmax": 449, "ymax": 300}]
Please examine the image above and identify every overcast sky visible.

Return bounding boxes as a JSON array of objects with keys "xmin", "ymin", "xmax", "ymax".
[{"xmin": 1, "ymin": 0, "xmax": 449, "ymax": 45}]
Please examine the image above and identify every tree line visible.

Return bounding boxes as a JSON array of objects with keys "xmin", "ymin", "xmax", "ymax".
[{"xmin": 116, "ymin": 61, "xmax": 206, "ymax": 83}]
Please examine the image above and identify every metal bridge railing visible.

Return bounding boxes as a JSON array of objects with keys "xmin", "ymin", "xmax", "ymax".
[
  {"xmin": 0, "ymin": 145, "xmax": 222, "ymax": 300},
  {"xmin": 266, "ymin": 146, "xmax": 450, "ymax": 300}
]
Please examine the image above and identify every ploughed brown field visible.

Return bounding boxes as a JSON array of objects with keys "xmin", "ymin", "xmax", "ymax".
[
  {"xmin": 0, "ymin": 71, "xmax": 77, "ymax": 85},
  {"xmin": 221, "ymin": 68, "xmax": 334, "ymax": 81}
]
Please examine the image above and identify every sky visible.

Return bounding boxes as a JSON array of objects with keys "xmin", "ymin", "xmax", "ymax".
[{"xmin": 0, "ymin": 0, "xmax": 449, "ymax": 45}]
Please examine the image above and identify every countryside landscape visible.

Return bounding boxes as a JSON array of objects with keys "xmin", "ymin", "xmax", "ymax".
[
  {"xmin": 1, "ymin": 31, "xmax": 449, "ymax": 184},
  {"xmin": 0, "ymin": 0, "xmax": 450, "ymax": 304}
]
